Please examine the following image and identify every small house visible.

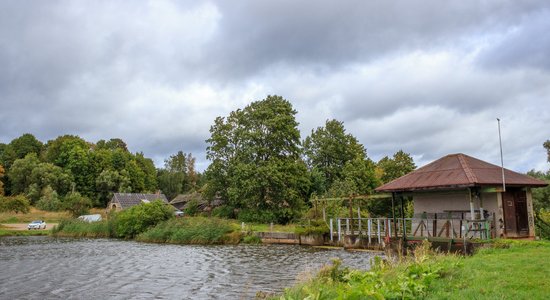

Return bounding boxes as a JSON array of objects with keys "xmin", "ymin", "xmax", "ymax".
[
  {"xmin": 376, "ymin": 153, "xmax": 547, "ymax": 239},
  {"xmin": 107, "ymin": 193, "xmax": 169, "ymax": 211}
]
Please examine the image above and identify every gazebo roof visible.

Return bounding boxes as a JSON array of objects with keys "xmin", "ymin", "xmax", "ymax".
[{"xmin": 375, "ymin": 153, "xmax": 547, "ymax": 192}]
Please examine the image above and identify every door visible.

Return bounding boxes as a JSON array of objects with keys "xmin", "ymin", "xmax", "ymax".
[
  {"xmin": 502, "ymin": 191, "xmax": 517, "ymax": 236},
  {"xmin": 514, "ymin": 190, "xmax": 529, "ymax": 236},
  {"xmin": 502, "ymin": 189, "xmax": 529, "ymax": 237}
]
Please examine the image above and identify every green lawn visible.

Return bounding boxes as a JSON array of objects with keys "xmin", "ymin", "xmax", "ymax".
[{"xmin": 428, "ymin": 240, "xmax": 550, "ymax": 299}]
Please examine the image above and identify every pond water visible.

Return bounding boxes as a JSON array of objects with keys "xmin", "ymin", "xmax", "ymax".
[{"xmin": 0, "ymin": 237, "xmax": 378, "ymax": 299}]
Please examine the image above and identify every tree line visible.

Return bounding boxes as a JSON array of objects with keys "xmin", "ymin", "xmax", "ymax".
[
  {"xmin": 0, "ymin": 95, "xmax": 415, "ymax": 222},
  {"xmin": 0, "ymin": 134, "xmax": 198, "ymax": 214}
]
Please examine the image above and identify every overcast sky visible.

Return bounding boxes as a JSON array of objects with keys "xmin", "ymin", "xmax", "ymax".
[{"xmin": 1, "ymin": 1, "xmax": 549, "ymax": 172}]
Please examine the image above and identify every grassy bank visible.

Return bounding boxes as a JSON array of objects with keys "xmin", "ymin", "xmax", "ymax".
[
  {"xmin": 276, "ymin": 240, "xmax": 550, "ymax": 299},
  {"xmin": 53, "ymin": 216, "xmax": 244, "ymax": 244},
  {"xmin": 0, "ymin": 227, "xmax": 51, "ymax": 237},
  {"xmin": 427, "ymin": 240, "xmax": 550, "ymax": 299},
  {"xmin": 137, "ymin": 217, "xmax": 240, "ymax": 244}
]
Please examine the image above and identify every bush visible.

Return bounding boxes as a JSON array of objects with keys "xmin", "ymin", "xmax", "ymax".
[
  {"xmin": 115, "ymin": 200, "xmax": 173, "ymax": 238},
  {"xmin": 238, "ymin": 209, "xmax": 277, "ymax": 224},
  {"xmin": 0, "ymin": 195, "xmax": 30, "ymax": 214},
  {"xmin": 295, "ymin": 219, "xmax": 329, "ymax": 236},
  {"xmin": 63, "ymin": 192, "xmax": 93, "ymax": 217},
  {"xmin": 137, "ymin": 217, "xmax": 235, "ymax": 244},
  {"xmin": 212, "ymin": 205, "xmax": 235, "ymax": 219},
  {"xmin": 184, "ymin": 199, "xmax": 200, "ymax": 216},
  {"xmin": 36, "ymin": 186, "xmax": 63, "ymax": 211}
]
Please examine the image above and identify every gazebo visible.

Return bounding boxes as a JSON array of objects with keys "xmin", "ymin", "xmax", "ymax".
[{"xmin": 376, "ymin": 153, "xmax": 547, "ymax": 239}]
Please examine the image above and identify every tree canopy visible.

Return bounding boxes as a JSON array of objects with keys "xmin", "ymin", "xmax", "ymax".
[
  {"xmin": 304, "ymin": 119, "xmax": 378, "ymax": 197},
  {"xmin": 205, "ymin": 95, "xmax": 309, "ymax": 223}
]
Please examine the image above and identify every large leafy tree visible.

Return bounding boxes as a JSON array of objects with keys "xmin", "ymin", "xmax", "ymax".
[
  {"xmin": 303, "ymin": 119, "xmax": 376, "ymax": 196},
  {"xmin": 157, "ymin": 151, "xmax": 198, "ymax": 200},
  {"xmin": 376, "ymin": 150, "xmax": 416, "ymax": 184},
  {"xmin": 0, "ymin": 164, "xmax": 4, "ymax": 196},
  {"xmin": 205, "ymin": 95, "xmax": 309, "ymax": 223}
]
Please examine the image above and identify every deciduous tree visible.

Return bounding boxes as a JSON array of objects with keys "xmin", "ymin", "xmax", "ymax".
[{"xmin": 205, "ymin": 95, "xmax": 309, "ymax": 223}]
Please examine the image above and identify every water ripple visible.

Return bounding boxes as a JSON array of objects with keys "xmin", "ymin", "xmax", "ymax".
[{"xmin": 0, "ymin": 236, "xmax": 377, "ymax": 299}]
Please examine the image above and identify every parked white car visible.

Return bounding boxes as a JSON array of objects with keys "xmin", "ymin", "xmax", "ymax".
[{"xmin": 27, "ymin": 220, "xmax": 47, "ymax": 230}]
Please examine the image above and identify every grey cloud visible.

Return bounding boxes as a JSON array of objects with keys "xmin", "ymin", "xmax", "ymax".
[{"xmin": 476, "ymin": 9, "xmax": 550, "ymax": 70}]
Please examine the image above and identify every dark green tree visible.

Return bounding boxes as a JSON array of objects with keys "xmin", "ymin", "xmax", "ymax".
[
  {"xmin": 0, "ymin": 164, "xmax": 4, "ymax": 196},
  {"xmin": 205, "ymin": 95, "xmax": 310, "ymax": 223},
  {"xmin": 376, "ymin": 150, "xmax": 416, "ymax": 184},
  {"xmin": 303, "ymin": 119, "xmax": 376, "ymax": 197},
  {"xmin": 9, "ymin": 134, "xmax": 43, "ymax": 160}
]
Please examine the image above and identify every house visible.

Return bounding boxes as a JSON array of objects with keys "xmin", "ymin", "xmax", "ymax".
[
  {"xmin": 375, "ymin": 153, "xmax": 547, "ymax": 239},
  {"xmin": 107, "ymin": 193, "xmax": 169, "ymax": 210},
  {"xmin": 169, "ymin": 192, "xmax": 225, "ymax": 212},
  {"xmin": 170, "ymin": 192, "xmax": 202, "ymax": 210}
]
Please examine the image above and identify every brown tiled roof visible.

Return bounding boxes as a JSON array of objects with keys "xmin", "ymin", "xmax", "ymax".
[
  {"xmin": 170, "ymin": 192, "xmax": 202, "ymax": 204},
  {"xmin": 112, "ymin": 193, "xmax": 169, "ymax": 209},
  {"xmin": 376, "ymin": 153, "xmax": 547, "ymax": 192}
]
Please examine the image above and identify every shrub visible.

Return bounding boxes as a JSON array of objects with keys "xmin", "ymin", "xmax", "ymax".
[
  {"xmin": 238, "ymin": 209, "xmax": 277, "ymax": 224},
  {"xmin": 63, "ymin": 192, "xmax": 93, "ymax": 217},
  {"xmin": 212, "ymin": 205, "xmax": 235, "ymax": 219},
  {"xmin": 115, "ymin": 200, "xmax": 173, "ymax": 238},
  {"xmin": 36, "ymin": 186, "xmax": 63, "ymax": 211},
  {"xmin": 242, "ymin": 234, "xmax": 262, "ymax": 244},
  {"xmin": 295, "ymin": 219, "xmax": 329, "ymax": 236},
  {"xmin": 184, "ymin": 199, "xmax": 200, "ymax": 216},
  {"xmin": 0, "ymin": 195, "xmax": 30, "ymax": 214}
]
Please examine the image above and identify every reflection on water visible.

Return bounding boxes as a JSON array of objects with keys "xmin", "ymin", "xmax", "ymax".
[{"xmin": 0, "ymin": 236, "xmax": 378, "ymax": 299}]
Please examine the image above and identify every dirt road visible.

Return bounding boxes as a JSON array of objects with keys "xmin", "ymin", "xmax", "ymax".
[{"xmin": 1, "ymin": 223, "xmax": 57, "ymax": 231}]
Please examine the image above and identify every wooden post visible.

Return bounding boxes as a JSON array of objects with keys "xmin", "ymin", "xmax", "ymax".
[
  {"xmin": 368, "ymin": 219, "xmax": 372, "ymax": 244},
  {"xmin": 330, "ymin": 219, "xmax": 333, "ymax": 242},
  {"xmin": 400, "ymin": 194, "xmax": 406, "ymax": 246},
  {"xmin": 338, "ymin": 219, "xmax": 341, "ymax": 242},
  {"xmin": 346, "ymin": 218, "xmax": 350, "ymax": 234},
  {"xmin": 358, "ymin": 207, "xmax": 362, "ymax": 235},
  {"xmin": 391, "ymin": 192, "xmax": 398, "ymax": 238},
  {"xmin": 377, "ymin": 219, "xmax": 381, "ymax": 244},
  {"xmin": 349, "ymin": 196, "xmax": 354, "ymax": 234}
]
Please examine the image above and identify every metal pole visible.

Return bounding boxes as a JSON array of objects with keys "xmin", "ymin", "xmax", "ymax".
[
  {"xmin": 497, "ymin": 118, "xmax": 506, "ymax": 192},
  {"xmin": 391, "ymin": 192, "xmax": 397, "ymax": 238},
  {"xmin": 338, "ymin": 219, "xmax": 341, "ymax": 242}
]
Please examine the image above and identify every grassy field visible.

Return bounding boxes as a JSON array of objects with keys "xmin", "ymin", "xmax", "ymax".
[
  {"xmin": 0, "ymin": 224, "xmax": 51, "ymax": 237},
  {"xmin": 276, "ymin": 240, "xmax": 550, "ymax": 299},
  {"xmin": 0, "ymin": 207, "xmax": 106, "ymax": 223},
  {"xmin": 427, "ymin": 240, "xmax": 550, "ymax": 299}
]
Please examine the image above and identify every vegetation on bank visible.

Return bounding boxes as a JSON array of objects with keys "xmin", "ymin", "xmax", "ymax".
[{"xmin": 275, "ymin": 240, "xmax": 550, "ymax": 299}]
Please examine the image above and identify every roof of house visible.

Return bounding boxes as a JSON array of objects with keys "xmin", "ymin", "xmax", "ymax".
[
  {"xmin": 111, "ymin": 193, "xmax": 169, "ymax": 209},
  {"xmin": 170, "ymin": 192, "xmax": 202, "ymax": 205},
  {"xmin": 375, "ymin": 153, "xmax": 548, "ymax": 192}
]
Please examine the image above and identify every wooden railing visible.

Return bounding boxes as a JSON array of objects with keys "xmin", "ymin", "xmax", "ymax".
[{"xmin": 329, "ymin": 217, "xmax": 493, "ymax": 243}]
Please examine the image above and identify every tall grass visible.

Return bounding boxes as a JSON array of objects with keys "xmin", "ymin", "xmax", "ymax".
[
  {"xmin": 52, "ymin": 219, "xmax": 112, "ymax": 238},
  {"xmin": 137, "ymin": 217, "xmax": 238, "ymax": 244},
  {"xmin": 276, "ymin": 240, "xmax": 462, "ymax": 299}
]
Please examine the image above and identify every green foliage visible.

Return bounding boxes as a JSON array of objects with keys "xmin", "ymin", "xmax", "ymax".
[
  {"xmin": 295, "ymin": 219, "xmax": 329, "ymax": 236},
  {"xmin": 52, "ymin": 219, "xmax": 111, "ymax": 238},
  {"xmin": 136, "ymin": 217, "xmax": 235, "ymax": 244},
  {"xmin": 238, "ymin": 208, "xmax": 279, "ymax": 224},
  {"xmin": 211, "ymin": 205, "xmax": 236, "ymax": 218},
  {"xmin": 304, "ymin": 119, "xmax": 372, "ymax": 196},
  {"xmin": 528, "ymin": 170, "xmax": 550, "ymax": 211},
  {"xmin": 205, "ymin": 95, "xmax": 309, "ymax": 224},
  {"xmin": 157, "ymin": 151, "xmax": 198, "ymax": 199},
  {"xmin": 0, "ymin": 164, "xmax": 4, "ymax": 196},
  {"xmin": 0, "ymin": 195, "xmax": 30, "ymax": 213},
  {"xmin": 184, "ymin": 199, "xmax": 200, "ymax": 216},
  {"xmin": 36, "ymin": 186, "xmax": 63, "ymax": 211},
  {"xmin": 377, "ymin": 150, "xmax": 416, "ymax": 184},
  {"xmin": 115, "ymin": 200, "xmax": 173, "ymax": 238},
  {"xmin": 242, "ymin": 234, "xmax": 262, "ymax": 244},
  {"xmin": 63, "ymin": 192, "xmax": 93, "ymax": 217},
  {"xmin": 279, "ymin": 241, "xmax": 460, "ymax": 300}
]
